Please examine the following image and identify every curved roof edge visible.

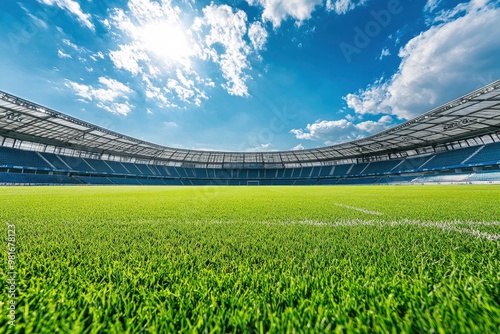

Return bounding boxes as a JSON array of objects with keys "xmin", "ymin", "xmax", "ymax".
[{"xmin": 1, "ymin": 80, "xmax": 500, "ymax": 165}]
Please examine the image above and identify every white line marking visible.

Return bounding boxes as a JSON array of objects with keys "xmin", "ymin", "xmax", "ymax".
[
  {"xmin": 334, "ymin": 203, "xmax": 384, "ymax": 216},
  {"xmin": 195, "ymin": 219, "xmax": 500, "ymax": 241},
  {"xmin": 291, "ymin": 219, "xmax": 500, "ymax": 241}
]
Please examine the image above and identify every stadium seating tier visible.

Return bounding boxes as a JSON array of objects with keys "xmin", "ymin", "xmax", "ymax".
[{"xmin": 1, "ymin": 143, "xmax": 500, "ymax": 185}]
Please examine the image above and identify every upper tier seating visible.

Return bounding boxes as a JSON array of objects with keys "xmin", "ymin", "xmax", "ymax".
[
  {"xmin": 465, "ymin": 142, "xmax": 500, "ymax": 165},
  {"xmin": 39, "ymin": 152, "xmax": 72, "ymax": 170},
  {"xmin": 84, "ymin": 158, "xmax": 114, "ymax": 174},
  {"xmin": 165, "ymin": 166, "xmax": 181, "ymax": 177},
  {"xmin": 348, "ymin": 163, "xmax": 369, "ymax": 175},
  {"xmin": 104, "ymin": 161, "xmax": 130, "ymax": 174},
  {"xmin": 331, "ymin": 164, "xmax": 350, "ymax": 176},
  {"xmin": 57, "ymin": 155, "xmax": 95, "ymax": 172},
  {"xmin": 264, "ymin": 169, "xmax": 278, "ymax": 178},
  {"xmin": 300, "ymin": 167, "xmax": 313, "ymax": 178},
  {"xmin": 363, "ymin": 160, "xmax": 402, "ymax": 175},
  {"xmin": 319, "ymin": 166, "xmax": 334, "ymax": 176},
  {"xmin": 134, "ymin": 164, "xmax": 158, "ymax": 176},
  {"xmin": 393, "ymin": 155, "xmax": 431, "ymax": 172},
  {"xmin": 282, "ymin": 169, "xmax": 293, "ymax": 178},
  {"xmin": 0, "ymin": 146, "xmax": 51, "ymax": 169},
  {"xmin": 247, "ymin": 169, "xmax": 260, "ymax": 179},
  {"xmin": 120, "ymin": 162, "xmax": 142, "ymax": 174},
  {"xmin": 423, "ymin": 146, "xmax": 479, "ymax": 169}
]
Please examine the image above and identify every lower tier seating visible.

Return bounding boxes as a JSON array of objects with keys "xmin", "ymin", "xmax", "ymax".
[{"xmin": 0, "ymin": 172, "xmax": 81, "ymax": 184}]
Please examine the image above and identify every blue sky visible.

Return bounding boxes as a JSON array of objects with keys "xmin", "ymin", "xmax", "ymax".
[{"xmin": 0, "ymin": 0, "xmax": 499, "ymax": 152}]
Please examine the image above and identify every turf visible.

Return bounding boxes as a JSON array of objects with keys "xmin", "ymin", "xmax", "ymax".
[{"xmin": 1, "ymin": 185, "xmax": 500, "ymax": 333}]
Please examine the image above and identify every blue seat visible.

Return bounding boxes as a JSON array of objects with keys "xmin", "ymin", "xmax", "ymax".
[
  {"xmin": 0, "ymin": 172, "xmax": 81, "ymax": 184},
  {"xmin": 466, "ymin": 143, "xmax": 500, "ymax": 165},
  {"xmin": 394, "ymin": 156, "xmax": 431, "ymax": 172},
  {"xmin": 84, "ymin": 158, "xmax": 114, "ymax": 173},
  {"xmin": 331, "ymin": 165, "xmax": 350, "ymax": 176},
  {"xmin": 363, "ymin": 160, "xmax": 402, "ymax": 175},
  {"xmin": 247, "ymin": 170, "xmax": 259, "ymax": 179},
  {"xmin": 0, "ymin": 147, "xmax": 52, "ymax": 169},
  {"xmin": 39, "ymin": 152, "xmax": 70, "ymax": 170},
  {"xmin": 423, "ymin": 147, "xmax": 479, "ymax": 169},
  {"xmin": 77, "ymin": 176, "xmax": 113, "ymax": 184},
  {"xmin": 104, "ymin": 161, "xmax": 130, "ymax": 174},
  {"xmin": 282, "ymin": 169, "xmax": 293, "ymax": 178},
  {"xmin": 348, "ymin": 163, "xmax": 369, "ymax": 175}
]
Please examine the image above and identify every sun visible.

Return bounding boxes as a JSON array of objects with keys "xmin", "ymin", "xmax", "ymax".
[{"xmin": 141, "ymin": 21, "xmax": 192, "ymax": 65}]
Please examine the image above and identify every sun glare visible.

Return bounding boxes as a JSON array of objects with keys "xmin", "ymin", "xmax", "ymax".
[{"xmin": 142, "ymin": 21, "xmax": 192, "ymax": 65}]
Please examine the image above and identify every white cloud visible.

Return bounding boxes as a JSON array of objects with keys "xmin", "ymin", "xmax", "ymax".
[
  {"xmin": 167, "ymin": 79, "xmax": 195, "ymax": 101},
  {"xmin": 345, "ymin": 0, "xmax": 500, "ymax": 120},
  {"xmin": 97, "ymin": 102, "xmax": 132, "ymax": 116},
  {"xmin": 248, "ymin": 21, "xmax": 268, "ymax": 51},
  {"xmin": 27, "ymin": 13, "xmax": 49, "ymax": 29},
  {"xmin": 291, "ymin": 119, "xmax": 355, "ymax": 142},
  {"xmin": 105, "ymin": 1, "xmax": 266, "ymax": 106},
  {"xmin": 175, "ymin": 69, "xmax": 194, "ymax": 88},
  {"xmin": 62, "ymin": 39, "xmax": 85, "ymax": 52},
  {"xmin": 65, "ymin": 77, "xmax": 134, "ymax": 115},
  {"xmin": 356, "ymin": 115, "xmax": 393, "ymax": 133},
  {"xmin": 292, "ymin": 143, "xmax": 305, "ymax": 151},
  {"xmin": 164, "ymin": 121, "xmax": 178, "ymax": 128},
  {"xmin": 95, "ymin": 77, "xmax": 133, "ymax": 101},
  {"xmin": 18, "ymin": 2, "xmax": 50, "ymax": 29},
  {"xmin": 248, "ymin": 143, "xmax": 273, "ymax": 152},
  {"xmin": 291, "ymin": 116, "xmax": 393, "ymax": 144},
  {"xmin": 246, "ymin": 0, "xmax": 365, "ymax": 27},
  {"xmin": 247, "ymin": 0, "xmax": 323, "ymax": 27},
  {"xmin": 429, "ymin": 0, "xmax": 490, "ymax": 24},
  {"xmin": 89, "ymin": 51, "xmax": 104, "ymax": 62},
  {"xmin": 106, "ymin": 0, "xmax": 207, "ymax": 106},
  {"xmin": 193, "ymin": 4, "xmax": 253, "ymax": 96},
  {"xmin": 424, "ymin": 0, "xmax": 442, "ymax": 13},
  {"xmin": 378, "ymin": 47, "xmax": 391, "ymax": 60},
  {"xmin": 107, "ymin": 0, "xmax": 191, "ymax": 73},
  {"xmin": 57, "ymin": 49, "xmax": 72, "ymax": 59},
  {"xmin": 109, "ymin": 44, "xmax": 147, "ymax": 76},
  {"xmin": 144, "ymin": 81, "xmax": 176, "ymax": 108},
  {"xmin": 38, "ymin": 0, "xmax": 94, "ymax": 30},
  {"xmin": 65, "ymin": 81, "xmax": 92, "ymax": 100},
  {"xmin": 326, "ymin": 0, "xmax": 367, "ymax": 15},
  {"xmin": 345, "ymin": 114, "xmax": 355, "ymax": 121}
]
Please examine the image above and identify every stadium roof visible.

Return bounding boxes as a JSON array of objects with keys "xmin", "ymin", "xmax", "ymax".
[{"xmin": 1, "ymin": 80, "xmax": 500, "ymax": 165}]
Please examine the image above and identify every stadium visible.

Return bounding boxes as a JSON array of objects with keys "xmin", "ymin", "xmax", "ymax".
[
  {"xmin": 3, "ymin": 0, "xmax": 500, "ymax": 330},
  {"xmin": 2, "ymin": 82, "xmax": 500, "ymax": 333},
  {"xmin": 1, "ymin": 80, "xmax": 500, "ymax": 186}
]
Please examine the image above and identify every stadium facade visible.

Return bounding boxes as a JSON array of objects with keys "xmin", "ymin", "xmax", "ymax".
[{"xmin": 1, "ymin": 80, "xmax": 500, "ymax": 185}]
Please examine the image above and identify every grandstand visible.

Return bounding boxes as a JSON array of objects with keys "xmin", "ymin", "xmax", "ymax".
[{"xmin": 1, "ymin": 80, "xmax": 500, "ymax": 185}]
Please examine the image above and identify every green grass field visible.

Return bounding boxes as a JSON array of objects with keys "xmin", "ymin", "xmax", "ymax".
[{"xmin": 1, "ymin": 185, "xmax": 500, "ymax": 333}]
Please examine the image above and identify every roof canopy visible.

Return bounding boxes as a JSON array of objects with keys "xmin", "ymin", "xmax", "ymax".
[{"xmin": 1, "ymin": 80, "xmax": 499, "ymax": 165}]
